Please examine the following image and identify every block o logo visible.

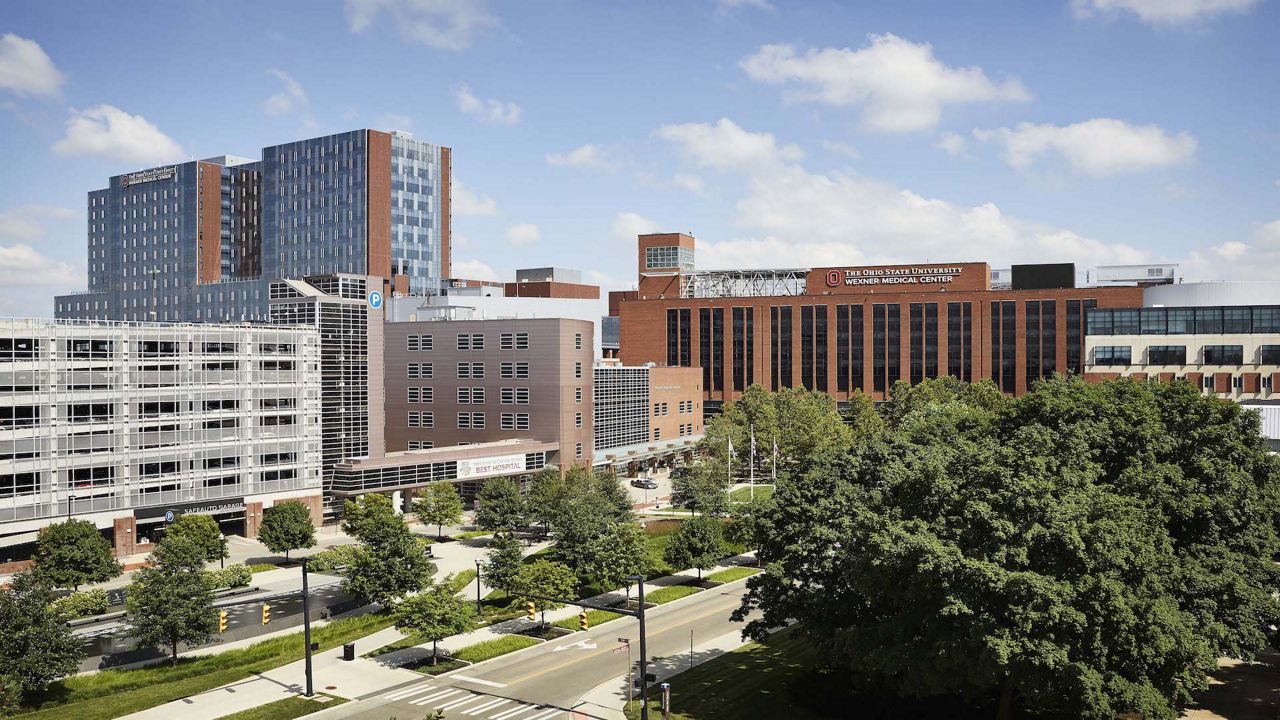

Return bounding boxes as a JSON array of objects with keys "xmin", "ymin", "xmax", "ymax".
[{"xmin": 825, "ymin": 269, "xmax": 841, "ymax": 287}]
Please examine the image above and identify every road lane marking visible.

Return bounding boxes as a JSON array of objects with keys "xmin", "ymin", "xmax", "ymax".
[
  {"xmin": 437, "ymin": 694, "xmax": 485, "ymax": 711},
  {"xmin": 525, "ymin": 708, "xmax": 563, "ymax": 720},
  {"xmin": 552, "ymin": 639, "xmax": 597, "ymax": 652},
  {"xmin": 491, "ymin": 704, "xmax": 541, "ymax": 719},
  {"xmin": 410, "ymin": 688, "xmax": 463, "ymax": 705},
  {"xmin": 454, "ymin": 674, "xmax": 508, "ymax": 687},
  {"xmin": 383, "ymin": 683, "xmax": 434, "ymax": 701},
  {"xmin": 498, "ymin": 594, "xmax": 745, "ymax": 686},
  {"xmin": 464, "ymin": 698, "xmax": 510, "ymax": 714}
]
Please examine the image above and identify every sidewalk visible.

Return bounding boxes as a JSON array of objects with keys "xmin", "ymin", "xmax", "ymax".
[{"xmin": 120, "ymin": 555, "xmax": 756, "ymax": 720}]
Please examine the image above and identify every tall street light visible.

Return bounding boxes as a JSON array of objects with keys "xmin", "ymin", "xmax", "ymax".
[
  {"xmin": 474, "ymin": 558, "xmax": 483, "ymax": 616},
  {"xmin": 301, "ymin": 558, "xmax": 314, "ymax": 697},
  {"xmin": 628, "ymin": 573, "xmax": 650, "ymax": 720}
]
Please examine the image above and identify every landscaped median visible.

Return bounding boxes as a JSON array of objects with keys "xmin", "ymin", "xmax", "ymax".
[
  {"xmin": 17, "ymin": 611, "xmax": 394, "ymax": 720},
  {"xmin": 212, "ymin": 693, "xmax": 347, "ymax": 720},
  {"xmin": 400, "ymin": 634, "xmax": 543, "ymax": 675},
  {"xmin": 705, "ymin": 567, "xmax": 761, "ymax": 584}
]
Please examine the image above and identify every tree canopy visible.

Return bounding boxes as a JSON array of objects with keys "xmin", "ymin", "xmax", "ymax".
[
  {"xmin": 394, "ymin": 583, "xmax": 476, "ymax": 665},
  {"xmin": 341, "ymin": 495, "xmax": 433, "ymax": 607},
  {"xmin": 127, "ymin": 535, "xmax": 217, "ymax": 665},
  {"xmin": 163, "ymin": 514, "xmax": 227, "ymax": 564},
  {"xmin": 483, "ymin": 533, "xmax": 524, "ymax": 597},
  {"xmin": 663, "ymin": 516, "xmax": 727, "ymax": 579},
  {"xmin": 579, "ymin": 522, "xmax": 649, "ymax": 593},
  {"xmin": 733, "ymin": 376, "xmax": 1280, "ymax": 720},
  {"xmin": 475, "ymin": 478, "xmax": 527, "ymax": 535},
  {"xmin": 258, "ymin": 501, "xmax": 317, "ymax": 559},
  {"xmin": 0, "ymin": 571, "xmax": 84, "ymax": 697},
  {"xmin": 414, "ymin": 481, "xmax": 464, "ymax": 539},
  {"xmin": 514, "ymin": 559, "xmax": 577, "ymax": 626},
  {"xmin": 32, "ymin": 519, "xmax": 121, "ymax": 590}
]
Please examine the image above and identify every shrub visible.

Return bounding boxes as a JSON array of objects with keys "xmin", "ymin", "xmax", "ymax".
[
  {"xmin": 305, "ymin": 544, "xmax": 361, "ymax": 573},
  {"xmin": 204, "ymin": 565, "xmax": 252, "ymax": 590},
  {"xmin": 452, "ymin": 635, "xmax": 540, "ymax": 663},
  {"xmin": 51, "ymin": 588, "xmax": 110, "ymax": 618}
]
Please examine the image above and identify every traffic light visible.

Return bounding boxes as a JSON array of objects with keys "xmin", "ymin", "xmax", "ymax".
[
  {"xmin": 578, "ymin": 610, "xmax": 589, "ymax": 631},
  {"xmin": 525, "ymin": 601, "xmax": 536, "ymax": 621},
  {"xmin": 218, "ymin": 610, "xmax": 228, "ymax": 633},
  {"xmin": 261, "ymin": 603, "xmax": 271, "ymax": 625}
]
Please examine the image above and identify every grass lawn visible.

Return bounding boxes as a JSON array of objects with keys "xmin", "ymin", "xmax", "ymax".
[
  {"xmin": 623, "ymin": 626, "xmax": 824, "ymax": 720},
  {"xmin": 646, "ymin": 584, "xmax": 703, "ymax": 605},
  {"xmin": 213, "ymin": 694, "xmax": 346, "ymax": 720},
  {"xmin": 452, "ymin": 635, "xmax": 541, "ymax": 663},
  {"xmin": 453, "ymin": 530, "xmax": 492, "ymax": 540},
  {"xmin": 729, "ymin": 484, "xmax": 775, "ymax": 504},
  {"xmin": 18, "ymin": 612, "xmax": 394, "ymax": 720},
  {"xmin": 246, "ymin": 563, "xmax": 278, "ymax": 574},
  {"xmin": 706, "ymin": 567, "xmax": 761, "ymax": 584},
  {"xmin": 445, "ymin": 569, "xmax": 477, "ymax": 594},
  {"xmin": 551, "ymin": 608, "xmax": 623, "ymax": 631},
  {"xmin": 407, "ymin": 657, "xmax": 469, "ymax": 675}
]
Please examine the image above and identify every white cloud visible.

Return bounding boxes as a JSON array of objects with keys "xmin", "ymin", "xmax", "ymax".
[
  {"xmin": 655, "ymin": 118, "xmax": 1147, "ymax": 272},
  {"xmin": 452, "ymin": 180, "xmax": 497, "ymax": 216},
  {"xmin": 612, "ymin": 212, "xmax": 659, "ymax": 241},
  {"xmin": 0, "ymin": 205, "xmax": 82, "ymax": 291},
  {"xmin": 974, "ymin": 118, "xmax": 1197, "ymax": 176},
  {"xmin": 819, "ymin": 140, "xmax": 861, "ymax": 160},
  {"xmin": 0, "ymin": 244, "xmax": 80, "ymax": 287},
  {"xmin": 452, "ymin": 258, "xmax": 500, "ymax": 282},
  {"xmin": 715, "ymin": 0, "xmax": 773, "ymax": 13},
  {"xmin": 1072, "ymin": 0, "xmax": 1257, "ymax": 25},
  {"xmin": 51, "ymin": 105, "xmax": 184, "ymax": 165},
  {"xmin": 452, "ymin": 84, "xmax": 521, "ymax": 125},
  {"xmin": 672, "ymin": 173, "xmax": 706, "ymax": 194},
  {"xmin": 546, "ymin": 144, "xmax": 617, "ymax": 170},
  {"xmin": 0, "ymin": 34, "xmax": 64, "ymax": 98},
  {"xmin": 654, "ymin": 118, "xmax": 803, "ymax": 171},
  {"xmin": 933, "ymin": 132, "xmax": 968, "ymax": 157},
  {"xmin": 379, "ymin": 113, "xmax": 413, "ymax": 131},
  {"xmin": 0, "ymin": 205, "xmax": 76, "ymax": 243},
  {"xmin": 263, "ymin": 69, "xmax": 307, "ymax": 116},
  {"xmin": 740, "ymin": 34, "xmax": 1031, "ymax": 132},
  {"xmin": 344, "ymin": 0, "xmax": 496, "ymax": 51},
  {"xmin": 506, "ymin": 223, "xmax": 540, "ymax": 246}
]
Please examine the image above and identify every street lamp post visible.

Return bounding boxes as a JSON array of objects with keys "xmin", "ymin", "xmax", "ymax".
[
  {"xmin": 219, "ymin": 534, "xmax": 226, "ymax": 569},
  {"xmin": 66, "ymin": 494, "xmax": 76, "ymax": 521},
  {"xmin": 474, "ymin": 558, "xmax": 483, "ymax": 617},
  {"xmin": 301, "ymin": 558, "xmax": 314, "ymax": 697},
  {"xmin": 629, "ymin": 574, "xmax": 650, "ymax": 720}
]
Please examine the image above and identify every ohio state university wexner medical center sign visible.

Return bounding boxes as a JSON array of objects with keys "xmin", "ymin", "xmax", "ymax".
[{"xmin": 809, "ymin": 262, "xmax": 990, "ymax": 294}]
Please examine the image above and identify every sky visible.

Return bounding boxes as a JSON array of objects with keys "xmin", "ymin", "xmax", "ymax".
[{"xmin": 0, "ymin": 0, "xmax": 1277, "ymax": 316}]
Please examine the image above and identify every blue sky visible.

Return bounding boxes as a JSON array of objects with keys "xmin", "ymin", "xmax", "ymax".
[{"xmin": 0, "ymin": 0, "xmax": 1277, "ymax": 315}]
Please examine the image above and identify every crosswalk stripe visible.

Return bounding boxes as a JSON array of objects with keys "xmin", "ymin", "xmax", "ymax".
[
  {"xmin": 437, "ymin": 694, "xmax": 485, "ymax": 711},
  {"xmin": 465, "ymin": 698, "xmax": 510, "ymax": 715},
  {"xmin": 525, "ymin": 708, "xmax": 563, "ymax": 720},
  {"xmin": 383, "ymin": 683, "xmax": 434, "ymax": 701},
  {"xmin": 490, "ymin": 704, "xmax": 540, "ymax": 720},
  {"xmin": 409, "ymin": 688, "xmax": 463, "ymax": 705}
]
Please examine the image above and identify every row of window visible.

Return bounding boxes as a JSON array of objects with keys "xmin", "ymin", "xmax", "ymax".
[
  {"xmin": 407, "ymin": 362, "xmax": 534, "ymax": 380},
  {"xmin": 0, "ymin": 468, "xmax": 300, "ymax": 500},
  {"xmin": 1092, "ymin": 344, "xmax": 1280, "ymax": 366},
  {"xmin": 1087, "ymin": 306, "xmax": 1280, "ymax": 336}
]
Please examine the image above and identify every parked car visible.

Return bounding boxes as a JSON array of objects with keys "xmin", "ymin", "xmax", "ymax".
[{"xmin": 631, "ymin": 477, "xmax": 659, "ymax": 490}]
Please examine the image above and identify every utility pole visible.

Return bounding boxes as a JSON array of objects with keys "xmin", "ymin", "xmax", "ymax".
[
  {"xmin": 636, "ymin": 575, "xmax": 650, "ymax": 720},
  {"xmin": 302, "ymin": 558, "xmax": 314, "ymax": 697}
]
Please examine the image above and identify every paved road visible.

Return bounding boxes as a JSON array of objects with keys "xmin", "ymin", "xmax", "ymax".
[{"xmin": 332, "ymin": 582, "xmax": 753, "ymax": 720}]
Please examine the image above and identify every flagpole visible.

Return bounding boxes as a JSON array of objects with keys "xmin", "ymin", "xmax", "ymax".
[
  {"xmin": 749, "ymin": 425, "xmax": 756, "ymax": 501},
  {"xmin": 726, "ymin": 436, "xmax": 734, "ymax": 510}
]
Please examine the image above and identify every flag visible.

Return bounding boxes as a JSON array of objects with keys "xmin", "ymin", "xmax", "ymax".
[
  {"xmin": 727, "ymin": 436, "xmax": 734, "ymax": 458},
  {"xmin": 750, "ymin": 427, "xmax": 756, "ymax": 457}
]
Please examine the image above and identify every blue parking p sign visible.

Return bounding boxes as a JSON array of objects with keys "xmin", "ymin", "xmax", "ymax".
[
  {"xmin": 164, "ymin": 510, "xmax": 175, "ymax": 523},
  {"xmin": 368, "ymin": 290, "xmax": 383, "ymax": 309}
]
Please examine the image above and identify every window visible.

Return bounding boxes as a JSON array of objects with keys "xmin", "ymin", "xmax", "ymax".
[
  {"xmin": 457, "ymin": 333, "xmax": 485, "ymax": 351},
  {"xmin": 1147, "ymin": 345, "xmax": 1187, "ymax": 365},
  {"xmin": 1093, "ymin": 346, "xmax": 1132, "ymax": 366},
  {"xmin": 202, "ymin": 342, "xmax": 237, "ymax": 354},
  {"xmin": 575, "ymin": 412, "xmax": 583, "ymax": 428},
  {"xmin": 138, "ymin": 461, "xmax": 180, "ymax": 477},
  {"xmin": 408, "ymin": 387, "xmax": 433, "ymax": 403},
  {"xmin": 1261, "ymin": 346, "xmax": 1280, "ymax": 364},
  {"xmin": 457, "ymin": 362, "xmax": 485, "ymax": 379},
  {"xmin": 1233, "ymin": 375, "xmax": 1244, "ymax": 390},
  {"xmin": 575, "ymin": 362, "xmax": 582, "ymax": 379},
  {"xmin": 1203, "ymin": 345, "xmax": 1244, "ymax": 364},
  {"xmin": 500, "ymin": 387, "xmax": 530, "ymax": 404},
  {"xmin": 3, "ymin": 406, "xmax": 41, "ymax": 429},
  {"xmin": 260, "ymin": 398, "xmax": 295, "ymax": 410},
  {"xmin": 408, "ymin": 411, "xmax": 434, "ymax": 428},
  {"xmin": 408, "ymin": 440, "xmax": 435, "ymax": 450},
  {"xmin": 0, "ymin": 338, "xmax": 38, "ymax": 362},
  {"xmin": 575, "ymin": 333, "xmax": 582, "ymax": 350},
  {"xmin": 457, "ymin": 387, "xmax": 486, "ymax": 404},
  {"xmin": 262, "ymin": 414, "xmax": 296, "ymax": 426},
  {"xmin": 576, "ymin": 442, "xmax": 583, "ymax": 459},
  {"xmin": 1254, "ymin": 308, "xmax": 1280, "ymax": 333},
  {"xmin": 457, "ymin": 412, "xmax": 485, "ymax": 429},
  {"xmin": 501, "ymin": 362, "xmax": 530, "ymax": 379},
  {"xmin": 1224, "ymin": 307, "xmax": 1252, "ymax": 334},
  {"xmin": 0, "ymin": 472, "xmax": 39, "ymax": 498},
  {"xmin": 202, "ymin": 399, "xmax": 237, "ymax": 411},
  {"xmin": 645, "ymin": 245, "xmax": 693, "ymax": 270},
  {"xmin": 1195, "ymin": 307, "xmax": 1223, "ymax": 334},
  {"xmin": 575, "ymin": 387, "xmax": 582, "ymax": 403},
  {"xmin": 1140, "ymin": 308, "xmax": 1166, "ymax": 335},
  {"xmin": 260, "ymin": 452, "xmax": 297, "ymax": 465},
  {"xmin": 653, "ymin": 427, "xmax": 661, "ymax": 440},
  {"xmin": 203, "ymin": 418, "xmax": 237, "ymax": 429},
  {"xmin": 203, "ymin": 456, "xmax": 238, "ymax": 470},
  {"xmin": 407, "ymin": 362, "xmax": 433, "ymax": 379},
  {"xmin": 500, "ymin": 333, "xmax": 529, "ymax": 350},
  {"xmin": 67, "ymin": 339, "xmax": 113, "ymax": 359},
  {"xmin": 67, "ymin": 403, "xmax": 112, "ymax": 423},
  {"xmin": 501, "ymin": 412, "xmax": 531, "ymax": 430},
  {"xmin": 71, "ymin": 466, "xmax": 114, "ymax": 488},
  {"xmin": 407, "ymin": 334, "xmax": 433, "ymax": 352}
]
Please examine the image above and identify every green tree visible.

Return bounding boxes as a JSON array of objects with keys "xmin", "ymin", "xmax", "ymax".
[
  {"xmin": 514, "ymin": 559, "xmax": 577, "ymax": 627},
  {"xmin": 525, "ymin": 469, "xmax": 568, "ymax": 537},
  {"xmin": 393, "ymin": 583, "xmax": 476, "ymax": 665},
  {"xmin": 669, "ymin": 463, "xmax": 730, "ymax": 516},
  {"xmin": 0, "ymin": 571, "xmax": 83, "ymax": 698},
  {"xmin": 32, "ymin": 519, "xmax": 121, "ymax": 590},
  {"xmin": 163, "ymin": 513, "xmax": 228, "ymax": 564},
  {"xmin": 258, "ymin": 501, "xmax": 317, "ymax": 560},
  {"xmin": 580, "ymin": 522, "xmax": 649, "ymax": 595},
  {"xmin": 734, "ymin": 376, "xmax": 1280, "ymax": 720},
  {"xmin": 483, "ymin": 533, "xmax": 523, "ymax": 598},
  {"xmin": 126, "ymin": 535, "xmax": 217, "ymax": 666},
  {"xmin": 0, "ymin": 674, "xmax": 20, "ymax": 718},
  {"xmin": 724, "ymin": 493, "xmax": 774, "ymax": 556},
  {"xmin": 414, "ymin": 481, "xmax": 464, "ymax": 539},
  {"xmin": 663, "ymin": 515, "xmax": 727, "ymax": 579},
  {"xmin": 475, "ymin": 478, "xmax": 526, "ymax": 535},
  {"xmin": 341, "ymin": 495, "xmax": 433, "ymax": 607}
]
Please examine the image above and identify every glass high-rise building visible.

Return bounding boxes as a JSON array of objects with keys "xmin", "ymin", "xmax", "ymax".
[{"xmin": 55, "ymin": 129, "xmax": 451, "ymax": 322}]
